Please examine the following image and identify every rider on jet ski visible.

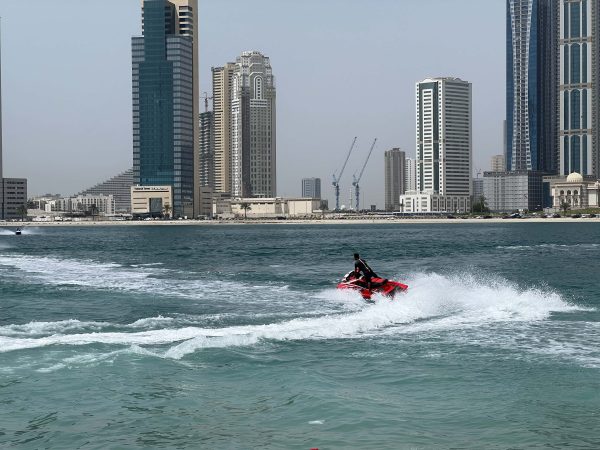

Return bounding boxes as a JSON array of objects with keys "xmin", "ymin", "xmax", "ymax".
[{"xmin": 353, "ymin": 253, "xmax": 379, "ymax": 290}]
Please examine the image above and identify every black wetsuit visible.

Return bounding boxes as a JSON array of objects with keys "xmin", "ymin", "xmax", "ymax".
[{"xmin": 355, "ymin": 258, "xmax": 377, "ymax": 283}]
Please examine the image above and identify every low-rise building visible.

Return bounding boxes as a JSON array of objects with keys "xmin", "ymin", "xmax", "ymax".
[
  {"xmin": 550, "ymin": 172, "xmax": 600, "ymax": 210},
  {"xmin": 400, "ymin": 192, "xmax": 470, "ymax": 214},
  {"xmin": 2, "ymin": 178, "xmax": 27, "ymax": 220},
  {"xmin": 214, "ymin": 197, "xmax": 325, "ymax": 219},
  {"xmin": 483, "ymin": 171, "xmax": 544, "ymax": 212},
  {"xmin": 53, "ymin": 194, "xmax": 115, "ymax": 216},
  {"xmin": 131, "ymin": 186, "xmax": 173, "ymax": 217}
]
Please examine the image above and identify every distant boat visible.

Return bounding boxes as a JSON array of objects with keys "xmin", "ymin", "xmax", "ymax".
[{"xmin": 15, "ymin": 228, "xmax": 22, "ymax": 236}]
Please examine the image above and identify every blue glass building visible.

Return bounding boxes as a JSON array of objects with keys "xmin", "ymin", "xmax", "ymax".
[
  {"xmin": 132, "ymin": 0, "xmax": 198, "ymax": 217},
  {"xmin": 506, "ymin": 0, "xmax": 558, "ymax": 173},
  {"xmin": 559, "ymin": 0, "xmax": 600, "ymax": 177}
]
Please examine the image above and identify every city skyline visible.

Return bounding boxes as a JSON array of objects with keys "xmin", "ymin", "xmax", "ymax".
[{"xmin": 0, "ymin": 0, "xmax": 506, "ymax": 207}]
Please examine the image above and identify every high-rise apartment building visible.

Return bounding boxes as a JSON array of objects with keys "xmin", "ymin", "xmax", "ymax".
[
  {"xmin": 402, "ymin": 78, "xmax": 472, "ymax": 213},
  {"xmin": 506, "ymin": 0, "xmax": 558, "ymax": 173},
  {"xmin": 405, "ymin": 157, "xmax": 417, "ymax": 192},
  {"xmin": 78, "ymin": 169, "xmax": 134, "ymax": 213},
  {"xmin": 302, "ymin": 178, "xmax": 321, "ymax": 199},
  {"xmin": 132, "ymin": 0, "xmax": 199, "ymax": 218},
  {"xmin": 559, "ymin": 0, "xmax": 600, "ymax": 176},
  {"xmin": 212, "ymin": 63, "xmax": 235, "ymax": 195},
  {"xmin": 231, "ymin": 51, "xmax": 276, "ymax": 198},
  {"xmin": 384, "ymin": 148, "xmax": 406, "ymax": 211},
  {"xmin": 491, "ymin": 154, "xmax": 506, "ymax": 172},
  {"xmin": 199, "ymin": 111, "xmax": 214, "ymax": 189},
  {"xmin": 0, "ymin": 22, "xmax": 4, "ymax": 219}
]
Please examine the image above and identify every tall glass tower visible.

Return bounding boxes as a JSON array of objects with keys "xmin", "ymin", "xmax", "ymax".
[
  {"xmin": 506, "ymin": 0, "xmax": 558, "ymax": 173},
  {"xmin": 559, "ymin": 0, "xmax": 600, "ymax": 176},
  {"xmin": 132, "ymin": 0, "xmax": 199, "ymax": 217}
]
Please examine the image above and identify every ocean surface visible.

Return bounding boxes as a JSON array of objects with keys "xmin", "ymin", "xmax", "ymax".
[{"xmin": 1, "ymin": 223, "xmax": 600, "ymax": 449}]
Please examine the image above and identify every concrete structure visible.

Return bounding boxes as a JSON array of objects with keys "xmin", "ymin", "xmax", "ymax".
[
  {"xmin": 212, "ymin": 63, "xmax": 235, "ymax": 195},
  {"xmin": 132, "ymin": 0, "xmax": 199, "ymax": 218},
  {"xmin": 2, "ymin": 178, "xmax": 27, "ymax": 219},
  {"xmin": 550, "ymin": 172, "xmax": 600, "ymax": 209},
  {"xmin": 131, "ymin": 185, "xmax": 173, "ymax": 217},
  {"xmin": 506, "ymin": 0, "xmax": 558, "ymax": 173},
  {"xmin": 54, "ymin": 194, "xmax": 115, "ymax": 216},
  {"xmin": 483, "ymin": 171, "xmax": 544, "ymax": 212},
  {"xmin": 231, "ymin": 51, "xmax": 276, "ymax": 198},
  {"xmin": 473, "ymin": 178, "xmax": 484, "ymax": 202},
  {"xmin": 214, "ymin": 197, "xmax": 324, "ymax": 219},
  {"xmin": 559, "ymin": 0, "xmax": 600, "ymax": 177},
  {"xmin": 301, "ymin": 177, "xmax": 321, "ymax": 199},
  {"xmin": 491, "ymin": 154, "xmax": 506, "ymax": 172},
  {"xmin": 0, "ymin": 21, "xmax": 3, "ymax": 219},
  {"xmin": 384, "ymin": 148, "xmax": 406, "ymax": 211},
  {"xmin": 199, "ymin": 111, "xmax": 214, "ymax": 190},
  {"xmin": 404, "ymin": 77, "xmax": 472, "ymax": 213},
  {"xmin": 78, "ymin": 169, "xmax": 133, "ymax": 213},
  {"xmin": 405, "ymin": 157, "xmax": 417, "ymax": 192},
  {"xmin": 198, "ymin": 186, "xmax": 213, "ymax": 218}
]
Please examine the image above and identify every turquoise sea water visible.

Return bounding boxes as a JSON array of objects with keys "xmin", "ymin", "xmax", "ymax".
[{"xmin": 1, "ymin": 223, "xmax": 600, "ymax": 449}]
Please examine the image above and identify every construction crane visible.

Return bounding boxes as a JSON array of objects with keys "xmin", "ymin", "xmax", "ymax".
[
  {"xmin": 332, "ymin": 137, "xmax": 358, "ymax": 211},
  {"xmin": 352, "ymin": 138, "xmax": 377, "ymax": 211},
  {"xmin": 201, "ymin": 92, "xmax": 213, "ymax": 112}
]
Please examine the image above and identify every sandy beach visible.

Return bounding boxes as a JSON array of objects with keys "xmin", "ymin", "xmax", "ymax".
[{"xmin": 2, "ymin": 217, "xmax": 600, "ymax": 227}]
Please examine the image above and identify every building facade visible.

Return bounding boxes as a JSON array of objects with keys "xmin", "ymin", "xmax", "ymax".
[
  {"xmin": 2, "ymin": 178, "xmax": 27, "ymax": 220},
  {"xmin": 506, "ymin": 0, "xmax": 558, "ymax": 173},
  {"xmin": 212, "ymin": 63, "xmax": 235, "ymax": 194},
  {"xmin": 384, "ymin": 148, "xmax": 406, "ymax": 211},
  {"xmin": 132, "ymin": 0, "xmax": 198, "ymax": 218},
  {"xmin": 403, "ymin": 77, "xmax": 472, "ymax": 213},
  {"xmin": 551, "ymin": 172, "xmax": 600, "ymax": 209},
  {"xmin": 231, "ymin": 51, "xmax": 276, "ymax": 198},
  {"xmin": 301, "ymin": 177, "xmax": 321, "ymax": 199},
  {"xmin": 405, "ymin": 157, "xmax": 417, "ymax": 192},
  {"xmin": 559, "ymin": 0, "xmax": 600, "ymax": 176},
  {"xmin": 491, "ymin": 154, "xmax": 506, "ymax": 172},
  {"xmin": 473, "ymin": 178, "xmax": 484, "ymax": 201},
  {"xmin": 78, "ymin": 169, "xmax": 133, "ymax": 213},
  {"xmin": 483, "ymin": 171, "xmax": 544, "ymax": 212},
  {"xmin": 54, "ymin": 194, "xmax": 115, "ymax": 216},
  {"xmin": 131, "ymin": 185, "xmax": 173, "ymax": 217},
  {"xmin": 199, "ymin": 110, "xmax": 214, "ymax": 189}
]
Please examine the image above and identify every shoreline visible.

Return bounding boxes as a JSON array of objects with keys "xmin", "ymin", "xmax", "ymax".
[{"xmin": 2, "ymin": 217, "xmax": 600, "ymax": 227}]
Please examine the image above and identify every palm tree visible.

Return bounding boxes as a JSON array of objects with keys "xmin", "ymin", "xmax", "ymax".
[
  {"xmin": 560, "ymin": 200, "xmax": 570, "ymax": 215},
  {"xmin": 240, "ymin": 202, "xmax": 251, "ymax": 219},
  {"xmin": 16, "ymin": 204, "xmax": 28, "ymax": 222},
  {"xmin": 88, "ymin": 204, "xmax": 99, "ymax": 221},
  {"xmin": 162, "ymin": 203, "xmax": 172, "ymax": 219}
]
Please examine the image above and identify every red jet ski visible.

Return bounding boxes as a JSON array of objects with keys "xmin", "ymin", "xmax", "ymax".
[{"xmin": 337, "ymin": 272, "xmax": 408, "ymax": 301}]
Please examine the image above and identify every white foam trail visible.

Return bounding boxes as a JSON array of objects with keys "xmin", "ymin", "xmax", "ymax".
[
  {"xmin": 0, "ymin": 273, "xmax": 585, "ymax": 362},
  {"xmin": 0, "ymin": 319, "xmax": 107, "ymax": 337}
]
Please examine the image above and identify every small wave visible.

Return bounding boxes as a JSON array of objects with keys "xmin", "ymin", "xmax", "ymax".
[
  {"xmin": 497, "ymin": 243, "xmax": 600, "ymax": 251},
  {"xmin": 0, "ymin": 273, "xmax": 584, "ymax": 362}
]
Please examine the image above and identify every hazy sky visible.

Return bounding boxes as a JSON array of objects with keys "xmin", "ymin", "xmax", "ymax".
[{"xmin": 1, "ymin": 0, "xmax": 505, "ymax": 207}]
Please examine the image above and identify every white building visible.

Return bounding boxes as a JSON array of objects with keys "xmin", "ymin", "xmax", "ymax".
[
  {"xmin": 551, "ymin": 172, "xmax": 600, "ymax": 209},
  {"xmin": 130, "ymin": 186, "xmax": 172, "ymax": 217},
  {"xmin": 405, "ymin": 157, "xmax": 417, "ymax": 192},
  {"xmin": 491, "ymin": 154, "xmax": 506, "ymax": 172},
  {"xmin": 401, "ymin": 77, "xmax": 472, "ymax": 213},
  {"xmin": 53, "ymin": 194, "xmax": 115, "ymax": 216}
]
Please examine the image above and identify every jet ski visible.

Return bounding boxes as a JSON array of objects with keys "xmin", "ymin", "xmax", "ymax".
[
  {"xmin": 337, "ymin": 272, "xmax": 408, "ymax": 301},
  {"xmin": 15, "ymin": 228, "xmax": 22, "ymax": 236}
]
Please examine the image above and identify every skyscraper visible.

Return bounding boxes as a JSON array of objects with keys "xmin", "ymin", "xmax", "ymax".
[
  {"xmin": 402, "ymin": 78, "xmax": 472, "ymax": 213},
  {"xmin": 384, "ymin": 148, "xmax": 406, "ymax": 211},
  {"xmin": 231, "ymin": 51, "xmax": 276, "ymax": 198},
  {"xmin": 559, "ymin": 0, "xmax": 600, "ymax": 176},
  {"xmin": 199, "ymin": 110, "xmax": 214, "ymax": 189},
  {"xmin": 405, "ymin": 157, "xmax": 417, "ymax": 192},
  {"xmin": 212, "ymin": 63, "xmax": 235, "ymax": 195},
  {"xmin": 0, "ymin": 20, "xmax": 4, "ymax": 219},
  {"xmin": 506, "ymin": 0, "xmax": 558, "ymax": 173},
  {"xmin": 132, "ymin": 0, "xmax": 199, "ymax": 218},
  {"xmin": 302, "ymin": 178, "xmax": 321, "ymax": 199}
]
